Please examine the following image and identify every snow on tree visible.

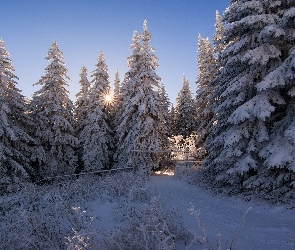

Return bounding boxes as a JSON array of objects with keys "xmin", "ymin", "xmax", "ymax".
[
  {"xmin": 89, "ymin": 51, "xmax": 113, "ymax": 129},
  {"xmin": 79, "ymin": 51, "xmax": 114, "ymax": 171},
  {"xmin": 251, "ymin": 3, "xmax": 295, "ymax": 201},
  {"xmin": 75, "ymin": 65, "xmax": 90, "ymax": 132},
  {"xmin": 158, "ymin": 82, "xmax": 170, "ymax": 138},
  {"xmin": 156, "ymin": 82, "xmax": 171, "ymax": 168},
  {"xmin": 31, "ymin": 41, "xmax": 78, "ymax": 177},
  {"xmin": 174, "ymin": 75, "xmax": 197, "ymax": 138},
  {"xmin": 0, "ymin": 39, "xmax": 43, "ymax": 191},
  {"xmin": 213, "ymin": 10, "xmax": 226, "ymax": 56},
  {"xmin": 115, "ymin": 20, "xmax": 167, "ymax": 173},
  {"xmin": 111, "ymin": 69, "xmax": 122, "ymax": 129},
  {"xmin": 169, "ymin": 103, "xmax": 177, "ymax": 136},
  {"xmin": 74, "ymin": 65, "xmax": 90, "ymax": 171},
  {"xmin": 203, "ymin": 0, "xmax": 295, "ymax": 201},
  {"xmin": 195, "ymin": 35, "xmax": 217, "ymax": 161},
  {"xmin": 113, "ymin": 69, "xmax": 121, "ymax": 99}
]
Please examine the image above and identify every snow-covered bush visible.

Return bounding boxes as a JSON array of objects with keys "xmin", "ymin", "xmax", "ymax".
[
  {"xmin": 0, "ymin": 186, "xmax": 89, "ymax": 249},
  {"xmin": 91, "ymin": 171, "xmax": 152, "ymax": 202},
  {"xmin": 0, "ymin": 171, "xmax": 153, "ymax": 249}
]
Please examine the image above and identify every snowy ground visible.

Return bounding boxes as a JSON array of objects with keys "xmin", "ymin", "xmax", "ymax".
[
  {"xmin": 150, "ymin": 173, "xmax": 295, "ymax": 250},
  {"xmin": 88, "ymin": 173, "xmax": 295, "ymax": 250},
  {"xmin": 1, "ymin": 172, "xmax": 295, "ymax": 249}
]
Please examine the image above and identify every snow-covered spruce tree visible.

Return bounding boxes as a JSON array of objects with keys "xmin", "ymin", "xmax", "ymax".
[
  {"xmin": 157, "ymin": 82, "xmax": 171, "ymax": 169},
  {"xmin": 115, "ymin": 20, "xmax": 167, "ymax": 173},
  {"xmin": 158, "ymin": 82, "xmax": 170, "ymax": 137},
  {"xmin": 175, "ymin": 75, "xmax": 197, "ymax": 138},
  {"xmin": 195, "ymin": 35, "xmax": 217, "ymax": 161},
  {"xmin": 203, "ymin": 0, "xmax": 295, "ymax": 200},
  {"xmin": 251, "ymin": 2, "xmax": 295, "ymax": 201},
  {"xmin": 169, "ymin": 103, "xmax": 177, "ymax": 136},
  {"xmin": 114, "ymin": 69, "xmax": 121, "ymax": 98},
  {"xmin": 74, "ymin": 65, "xmax": 90, "ymax": 171},
  {"xmin": 0, "ymin": 39, "xmax": 44, "ymax": 191},
  {"xmin": 111, "ymin": 69, "xmax": 122, "ymax": 129},
  {"xmin": 79, "ymin": 51, "xmax": 114, "ymax": 171},
  {"xmin": 213, "ymin": 10, "xmax": 226, "ymax": 57},
  {"xmin": 31, "ymin": 41, "xmax": 78, "ymax": 178}
]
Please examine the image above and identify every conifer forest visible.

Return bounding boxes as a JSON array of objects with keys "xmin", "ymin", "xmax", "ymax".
[{"xmin": 1, "ymin": 1, "xmax": 295, "ymax": 249}]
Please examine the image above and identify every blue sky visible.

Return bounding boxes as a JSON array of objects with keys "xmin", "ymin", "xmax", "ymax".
[{"xmin": 1, "ymin": 0, "xmax": 229, "ymax": 103}]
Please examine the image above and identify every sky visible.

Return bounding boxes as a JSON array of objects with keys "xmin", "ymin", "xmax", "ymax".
[{"xmin": 1, "ymin": 0, "xmax": 229, "ymax": 104}]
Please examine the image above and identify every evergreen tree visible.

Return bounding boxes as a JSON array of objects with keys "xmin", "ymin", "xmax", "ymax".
[
  {"xmin": 74, "ymin": 65, "xmax": 90, "ymax": 171},
  {"xmin": 252, "ymin": 2, "xmax": 295, "ymax": 201},
  {"xmin": 75, "ymin": 65, "xmax": 90, "ymax": 132},
  {"xmin": 213, "ymin": 10, "xmax": 226, "ymax": 57},
  {"xmin": 31, "ymin": 41, "xmax": 78, "ymax": 177},
  {"xmin": 175, "ymin": 75, "xmax": 196, "ymax": 138},
  {"xmin": 203, "ymin": 0, "xmax": 295, "ymax": 201},
  {"xmin": 195, "ymin": 35, "xmax": 217, "ymax": 161},
  {"xmin": 0, "ymin": 39, "xmax": 43, "ymax": 191},
  {"xmin": 169, "ymin": 103, "xmax": 177, "ymax": 136},
  {"xmin": 79, "ymin": 51, "xmax": 113, "ymax": 171},
  {"xmin": 113, "ymin": 69, "xmax": 121, "ymax": 99},
  {"xmin": 157, "ymin": 82, "xmax": 171, "ymax": 167},
  {"xmin": 115, "ymin": 20, "xmax": 167, "ymax": 173},
  {"xmin": 112, "ymin": 69, "xmax": 124, "ymax": 130}
]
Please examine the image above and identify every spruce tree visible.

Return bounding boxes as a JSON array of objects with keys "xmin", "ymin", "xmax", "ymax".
[
  {"xmin": 252, "ymin": 2, "xmax": 295, "ymax": 201},
  {"xmin": 0, "ymin": 39, "xmax": 43, "ymax": 191},
  {"xmin": 157, "ymin": 82, "xmax": 171, "ymax": 167},
  {"xmin": 203, "ymin": 0, "xmax": 295, "ymax": 201},
  {"xmin": 112, "ymin": 69, "xmax": 123, "ymax": 129},
  {"xmin": 195, "ymin": 35, "xmax": 217, "ymax": 160},
  {"xmin": 213, "ymin": 10, "xmax": 226, "ymax": 57},
  {"xmin": 79, "ymin": 51, "xmax": 113, "ymax": 171},
  {"xmin": 115, "ymin": 20, "xmax": 167, "ymax": 173},
  {"xmin": 31, "ymin": 41, "xmax": 78, "ymax": 177},
  {"xmin": 174, "ymin": 75, "xmax": 196, "ymax": 138},
  {"xmin": 169, "ymin": 103, "xmax": 177, "ymax": 136},
  {"xmin": 75, "ymin": 66, "xmax": 90, "ymax": 132},
  {"xmin": 74, "ymin": 65, "xmax": 90, "ymax": 171},
  {"xmin": 195, "ymin": 35, "xmax": 217, "ymax": 161},
  {"xmin": 113, "ymin": 69, "xmax": 121, "ymax": 100}
]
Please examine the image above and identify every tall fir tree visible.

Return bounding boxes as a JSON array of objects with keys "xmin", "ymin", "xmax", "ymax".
[
  {"xmin": 157, "ymin": 82, "xmax": 171, "ymax": 166},
  {"xmin": 74, "ymin": 65, "xmax": 90, "ymax": 171},
  {"xmin": 213, "ymin": 10, "xmax": 226, "ymax": 57},
  {"xmin": 79, "ymin": 51, "xmax": 113, "ymax": 171},
  {"xmin": 252, "ymin": 1, "xmax": 295, "ymax": 201},
  {"xmin": 203, "ymin": 0, "xmax": 295, "ymax": 201},
  {"xmin": 31, "ymin": 41, "xmax": 78, "ymax": 177},
  {"xmin": 195, "ymin": 35, "xmax": 217, "ymax": 161},
  {"xmin": 75, "ymin": 65, "xmax": 90, "ymax": 132},
  {"xmin": 169, "ymin": 103, "xmax": 177, "ymax": 136},
  {"xmin": 0, "ymin": 39, "xmax": 43, "ymax": 191},
  {"xmin": 113, "ymin": 69, "xmax": 121, "ymax": 99},
  {"xmin": 175, "ymin": 75, "xmax": 197, "ymax": 138},
  {"xmin": 115, "ymin": 20, "xmax": 167, "ymax": 173},
  {"xmin": 112, "ymin": 69, "xmax": 123, "ymax": 129}
]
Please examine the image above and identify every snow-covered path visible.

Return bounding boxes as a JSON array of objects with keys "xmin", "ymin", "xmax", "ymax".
[{"xmin": 150, "ymin": 175, "xmax": 295, "ymax": 250}]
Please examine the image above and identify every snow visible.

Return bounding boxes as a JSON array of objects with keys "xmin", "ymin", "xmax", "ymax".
[
  {"xmin": 150, "ymin": 174, "xmax": 295, "ymax": 250},
  {"xmin": 80, "ymin": 174, "xmax": 295, "ymax": 249},
  {"xmin": 1, "ymin": 171, "xmax": 295, "ymax": 249}
]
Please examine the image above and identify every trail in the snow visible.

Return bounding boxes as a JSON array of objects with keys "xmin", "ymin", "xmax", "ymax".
[{"xmin": 151, "ymin": 174, "xmax": 295, "ymax": 250}]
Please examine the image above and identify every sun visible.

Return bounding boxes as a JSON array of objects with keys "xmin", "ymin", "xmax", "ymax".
[{"xmin": 104, "ymin": 94, "xmax": 113, "ymax": 104}]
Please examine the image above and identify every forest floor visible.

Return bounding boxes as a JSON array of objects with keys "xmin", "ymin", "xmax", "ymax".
[
  {"xmin": 2, "ymin": 171, "xmax": 295, "ymax": 249},
  {"xmin": 150, "ymin": 172, "xmax": 295, "ymax": 249},
  {"xmin": 88, "ymin": 172, "xmax": 295, "ymax": 250}
]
